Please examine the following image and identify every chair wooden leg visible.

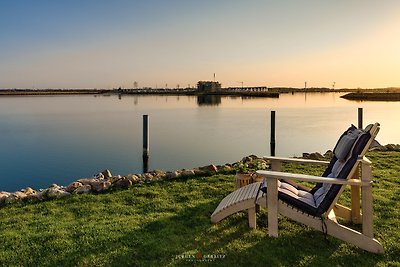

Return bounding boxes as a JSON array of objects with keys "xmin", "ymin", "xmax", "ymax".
[
  {"xmin": 248, "ymin": 207, "xmax": 256, "ymax": 229},
  {"xmin": 351, "ymin": 168, "xmax": 362, "ymax": 224},
  {"xmin": 267, "ymin": 178, "xmax": 279, "ymax": 237},
  {"xmin": 361, "ymin": 160, "xmax": 374, "ymax": 238},
  {"xmin": 351, "ymin": 185, "xmax": 362, "ymax": 224}
]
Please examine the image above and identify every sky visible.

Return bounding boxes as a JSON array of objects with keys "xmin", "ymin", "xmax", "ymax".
[{"xmin": 1, "ymin": 0, "xmax": 400, "ymax": 89}]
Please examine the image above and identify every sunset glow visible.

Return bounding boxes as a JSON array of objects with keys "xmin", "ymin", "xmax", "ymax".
[{"xmin": 1, "ymin": 0, "xmax": 400, "ymax": 89}]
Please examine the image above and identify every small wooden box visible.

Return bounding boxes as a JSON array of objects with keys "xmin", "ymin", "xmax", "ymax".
[{"xmin": 235, "ymin": 173, "xmax": 254, "ymax": 189}]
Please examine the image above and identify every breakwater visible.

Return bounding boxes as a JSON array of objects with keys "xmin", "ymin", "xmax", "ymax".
[
  {"xmin": 341, "ymin": 92, "xmax": 400, "ymax": 101},
  {"xmin": 0, "ymin": 161, "xmax": 236, "ymax": 205}
]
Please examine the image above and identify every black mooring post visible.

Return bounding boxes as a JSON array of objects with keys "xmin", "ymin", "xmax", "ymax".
[
  {"xmin": 358, "ymin": 108, "xmax": 363, "ymax": 129},
  {"xmin": 143, "ymin": 115, "xmax": 149, "ymax": 173},
  {"xmin": 143, "ymin": 156, "xmax": 149, "ymax": 174},
  {"xmin": 270, "ymin": 111, "xmax": 276, "ymax": 156}
]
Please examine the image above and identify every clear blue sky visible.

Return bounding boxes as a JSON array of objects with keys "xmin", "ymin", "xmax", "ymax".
[{"xmin": 1, "ymin": 0, "xmax": 400, "ymax": 89}]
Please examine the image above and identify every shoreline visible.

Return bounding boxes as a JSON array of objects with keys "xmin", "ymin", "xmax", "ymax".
[
  {"xmin": 2, "ymin": 88, "xmax": 400, "ymax": 101},
  {"xmin": 2, "ymin": 142, "xmax": 399, "ymax": 205},
  {"xmin": 0, "ymin": 89, "xmax": 107, "ymax": 96},
  {"xmin": 0, "ymin": 89, "xmax": 281, "ymax": 98},
  {"xmin": 0, "ymin": 87, "xmax": 350, "ymax": 98},
  {"xmin": 0, "ymin": 88, "xmax": 281, "ymax": 97}
]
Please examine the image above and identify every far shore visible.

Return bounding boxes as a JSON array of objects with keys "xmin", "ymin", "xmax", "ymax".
[
  {"xmin": 0, "ymin": 89, "xmax": 107, "ymax": 96},
  {"xmin": 1, "ymin": 87, "xmax": 400, "ymax": 100}
]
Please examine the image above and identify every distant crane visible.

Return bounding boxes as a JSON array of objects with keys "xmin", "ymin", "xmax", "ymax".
[
  {"xmin": 332, "ymin": 82, "xmax": 336, "ymax": 90},
  {"xmin": 237, "ymin": 81, "xmax": 244, "ymax": 89}
]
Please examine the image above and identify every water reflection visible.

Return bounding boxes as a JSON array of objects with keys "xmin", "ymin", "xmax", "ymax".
[
  {"xmin": 1, "ymin": 93, "xmax": 400, "ymax": 191},
  {"xmin": 197, "ymin": 95, "xmax": 222, "ymax": 106}
]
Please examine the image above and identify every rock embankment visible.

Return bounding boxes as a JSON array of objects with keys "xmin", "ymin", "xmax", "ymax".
[
  {"xmin": 301, "ymin": 142, "xmax": 400, "ymax": 161},
  {"xmin": 0, "ymin": 164, "xmax": 235, "ymax": 206},
  {"xmin": 1, "ymin": 145, "xmax": 397, "ymax": 206}
]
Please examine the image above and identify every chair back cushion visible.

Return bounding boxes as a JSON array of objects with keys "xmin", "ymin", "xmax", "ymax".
[
  {"xmin": 333, "ymin": 125, "xmax": 363, "ymax": 161},
  {"xmin": 278, "ymin": 125, "xmax": 372, "ymax": 216},
  {"xmin": 313, "ymin": 125, "xmax": 372, "ymax": 215}
]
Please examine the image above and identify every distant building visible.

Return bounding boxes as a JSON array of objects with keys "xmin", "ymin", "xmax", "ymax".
[{"xmin": 197, "ymin": 81, "xmax": 221, "ymax": 93}]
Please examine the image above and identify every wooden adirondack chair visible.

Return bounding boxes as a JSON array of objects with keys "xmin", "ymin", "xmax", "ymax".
[{"xmin": 211, "ymin": 123, "xmax": 384, "ymax": 253}]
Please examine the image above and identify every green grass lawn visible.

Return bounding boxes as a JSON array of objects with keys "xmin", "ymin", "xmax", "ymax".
[{"xmin": 0, "ymin": 151, "xmax": 399, "ymax": 266}]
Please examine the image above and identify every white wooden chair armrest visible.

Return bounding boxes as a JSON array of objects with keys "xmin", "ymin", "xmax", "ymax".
[
  {"xmin": 256, "ymin": 170, "xmax": 371, "ymax": 186},
  {"xmin": 263, "ymin": 156, "xmax": 330, "ymax": 165}
]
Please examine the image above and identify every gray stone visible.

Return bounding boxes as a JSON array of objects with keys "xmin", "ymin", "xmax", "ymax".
[
  {"xmin": 223, "ymin": 164, "xmax": 233, "ymax": 171},
  {"xmin": 309, "ymin": 152, "xmax": 324, "ymax": 160},
  {"xmin": 24, "ymin": 191, "xmax": 46, "ymax": 201},
  {"xmin": 324, "ymin": 150, "xmax": 333, "ymax": 159},
  {"xmin": 181, "ymin": 169, "xmax": 195, "ymax": 177},
  {"xmin": 142, "ymin": 173, "xmax": 154, "ymax": 182},
  {"xmin": 77, "ymin": 178, "xmax": 100, "ymax": 186},
  {"xmin": 14, "ymin": 191, "xmax": 27, "ymax": 200},
  {"xmin": 23, "ymin": 187, "xmax": 35, "ymax": 195},
  {"xmin": 47, "ymin": 188, "xmax": 70, "ymax": 198},
  {"xmin": 367, "ymin": 140, "xmax": 400, "ymax": 152},
  {"xmin": 199, "ymin": 164, "xmax": 218, "ymax": 173},
  {"xmin": 101, "ymin": 169, "xmax": 112, "ymax": 179},
  {"xmin": 59, "ymin": 191, "xmax": 71, "ymax": 197},
  {"xmin": 5, "ymin": 194, "xmax": 19, "ymax": 204},
  {"xmin": 0, "ymin": 192, "xmax": 10, "ymax": 202},
  {"xmin": 74, "ymin": 184, "xmax": 92, "ymax": 194},
  {"xmin": 94, "ymin": 173, "xmax": 105, "ymax": 179},
  {"xmin": 369, "ymin": 145, "xmax": 387, "ymax": 152},
  {"xmin": 66, "ymin": 182, "xmax": 84, "ymax": 193},
  {"xmin": 216, "ymin": 165, "xmax": 227, "ymax": 172},
  {"xmin": 126, "ymin": 174, "xmax": 140, "ymax": 183},
  {"xmin": 241, "ymin": 156, "xmax": 253, "ymax": 163},
  {"xmin": 193, "ymin": 168, "xmax": 207, "ymax": 176},
  {"xmin": 369, "ymin": 139, "xmax": 383, "ymax": 150},
  {"xmin": 91, "ymin": 181, "xmax": 111, "ymax": 193},
  {"xmin": 112, "ymin": 178, "xmax": 132, "ymax": 188},
  {"xmin": 151, "ymin": 170, "xmax": 167, "ymax": 180},
  {"xmin": 165, "ymin": 171, "xmax": 179, "ymax": 180},
  {"xmin": 24, "ymin": 192, "xmax": 41, "ymax": 201},
  {"xmin": 36, "ymin": 191, "xmax": 45, "ymax": 200},
  {"xmin": 135, "ymin": 174, "xmax": 144, "ymax": 180},
  {"xmin": 385, "ymin": 144, "xmax": 397, "ymax": 151}
]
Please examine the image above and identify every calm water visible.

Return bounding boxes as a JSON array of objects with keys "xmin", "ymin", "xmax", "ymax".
[{"xmin": 1, "ymin": 93, "xmax": 399, "ymax": 191}]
